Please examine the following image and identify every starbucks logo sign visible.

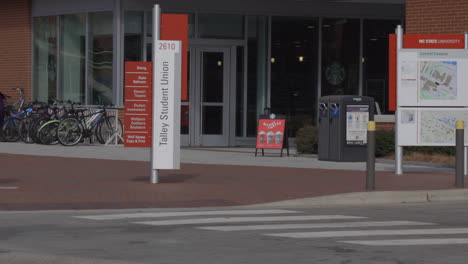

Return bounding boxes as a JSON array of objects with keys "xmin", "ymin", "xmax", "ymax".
[{"xmin": 325, "ymin": 62, "xmax": 346, "ymax": 86}]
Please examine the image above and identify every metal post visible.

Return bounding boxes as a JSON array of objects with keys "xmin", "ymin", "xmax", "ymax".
[
  {"xmin": 464, "ymin": 146, "xmax": 467, "ymax": 176},
  {"xmin": 366, "ymin": 121, "xmax": 376, "ymax": 190},
  {"xmin": 395, "ymin": 25, "xmax": 404, "ymax": 175},
  {"xmin": 455, "ymin": 120, "xmax": 465, "ymax": 187},
  {"xmin": 150, "ymin": 4, "xmax": 161, "ymax": 184}
]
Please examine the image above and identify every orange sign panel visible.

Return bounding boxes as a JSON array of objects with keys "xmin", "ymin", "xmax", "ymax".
[{"xmin": 161, "ymin": 14, "xmax": 189, "ymax": 101}]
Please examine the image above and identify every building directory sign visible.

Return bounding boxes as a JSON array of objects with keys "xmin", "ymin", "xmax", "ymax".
[{"xmin": 124, "ymin": 61, "xmax": 153, "ymax": 147}]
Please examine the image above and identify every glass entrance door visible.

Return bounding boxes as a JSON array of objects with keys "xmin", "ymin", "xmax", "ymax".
[{"xmin": 189, "ymin": 46, "xmax": 232, "ymax": 146}]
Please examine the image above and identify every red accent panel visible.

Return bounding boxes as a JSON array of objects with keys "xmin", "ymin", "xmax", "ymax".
[
  {"xmin": 403, "ymin": 34, "xmax": 465, "ymax": 49},
  {"xmin": 389, "ymin": 34, "xmax": 397, "ymax": 111},
  {"xmin": 161, "ymin": 14, "xmax": 189, "ymax": 102}
]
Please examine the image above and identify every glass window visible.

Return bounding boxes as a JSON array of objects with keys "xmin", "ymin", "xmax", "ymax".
[
  {"xmin": 247, "ymin": 16, "xmax": 269, "ymax": 137},
  {"xmin": 88, "ymin": 12, "xmax": 113, "ymax": 105},
  {"xmin": 33, "ymin": 16, "xmax": 57, "ymax": 103},
  {"xmin": 59, "ymin": 14, "xmax": 86, "ymax": 103},
  {"xmin": 236, "ymin": 46, "xmax": 244, "ymax": 137},
  {"xmin": 363, "ymin": 19, "xmax": 400, "ymax": 114},
  {"xmin": 124, "ymin": 11, "xmax": 144, "ymax": 61},
  {"xmin": 270, "ymin": 17, "xmax": 319, "ymax": 136},
  {"xmin": 198, "ymin": 14, "xmax": 244, "ymax": 39},
  {"xmin": 321, "ymin": 18, "xmax": 360, "ymax": 96}
]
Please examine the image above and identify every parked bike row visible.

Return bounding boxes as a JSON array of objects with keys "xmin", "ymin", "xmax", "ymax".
[{"xmin": 0, "ymin": 88, "xmax": 123, "ymax": 146}]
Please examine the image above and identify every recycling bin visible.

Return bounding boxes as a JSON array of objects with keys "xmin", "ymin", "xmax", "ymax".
[{"xmin": 318, "ymin": 95, "xmax": 374, "ymax": 162}]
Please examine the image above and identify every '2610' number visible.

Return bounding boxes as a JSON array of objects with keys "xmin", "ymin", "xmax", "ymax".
[{"xmin": 159, "ymin": 42, "xmax": 176, "ymax": 51}]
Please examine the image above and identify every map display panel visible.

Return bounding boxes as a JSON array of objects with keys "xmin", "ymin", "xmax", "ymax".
[
  {"xmin": 397, "ymin": 50, "xmax": 468, "ymax": 107},
  {"xmin": 419, "ymin": 110, "xmax": 468, "ymax": 144},
  {"xmin": 419, "ymin": 61, "xmax": 457, "ymax": 100},
  {"xmin": 398, "ymin": 108, "xmax": 468, "ymax": 146}
]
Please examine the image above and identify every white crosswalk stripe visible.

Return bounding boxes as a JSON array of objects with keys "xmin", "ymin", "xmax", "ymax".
[
  {"xmin": 340, "ymin": 238, "xmax": 468, "ymax": 246},
  {"xmin": 73, "ymin": 209, "xmax": 468, "ymax": 246},
  {"xmin": 266, "ymin": 228, "xmax": 468, "ymax": 238},
  {"xmin": 133, "ymin": 215, "xmax": 367, "ymax": 226},
  {"xmin": 74, "ymin": 209, "xmax": 299, "ymax": 220},
  {"xmin": 197, "ymin": 221, "xmax": 435, "ymax": 231}
]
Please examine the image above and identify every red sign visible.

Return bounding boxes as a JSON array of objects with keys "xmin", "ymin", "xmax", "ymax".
[
  {"xmin": 161, "ymin": 14, "xmax": 189, "ymax": 102},
  {"xmin": 388, "ymin": 34, "xmax": 466, "ymax": 111},
  {"xmin": 256, "ymin": 119, "xmax": 286, "ymax": 149},
  {"xmin": 125, "ymin": 133, "xmax": 151, "ymax": 148},
  {"xmin": 124, "ymin": 101, "xmax": 151, "ymax": 115},
  {"xmin": 403, "ymin": 34, "xmax": 464, "ymax": 49},
  {"xmin": 124, "ymin": 61, "xmax": 152, "ymax": 147}
]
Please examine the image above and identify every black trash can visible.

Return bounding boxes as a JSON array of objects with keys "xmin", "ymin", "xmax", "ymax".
[{"xmin": 318, "ymin": 95, "xmax": 374, "ymax": 162}]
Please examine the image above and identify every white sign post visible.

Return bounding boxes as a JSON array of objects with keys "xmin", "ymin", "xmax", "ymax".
[{"xmin": 151, "ymin": 4, "xmax": 182, "ymax": 184}]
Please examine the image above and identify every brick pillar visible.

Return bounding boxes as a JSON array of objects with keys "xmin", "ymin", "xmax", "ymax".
[{"xmin": 0, "ymin": 0, "xmax": 32, "ymax": 102}]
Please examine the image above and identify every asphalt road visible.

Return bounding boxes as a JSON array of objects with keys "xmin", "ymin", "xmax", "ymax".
[{"xmin": 1, "ymin": 202, "xmax": 468, "ymax": 264}]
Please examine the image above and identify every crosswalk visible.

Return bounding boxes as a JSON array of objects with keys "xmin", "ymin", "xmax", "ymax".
[{"xmin": 74, "ymin": 209, "xmax": 468, "ymax": 246}]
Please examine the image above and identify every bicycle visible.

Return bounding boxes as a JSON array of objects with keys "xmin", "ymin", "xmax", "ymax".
[
  {"xmin": 36, "ymin": 101, "xmax": 81, "ymax": 145},
  {"xmin": 0, "ymin": 88, "xmax": 27, "ymax": 142},
  {"xmin": 2, "ymin": 104, "xmax": 33, "ymax": 142},
  {"xmin": 56, "ymin": 105, "xmax": 122, "ymax": 146}
]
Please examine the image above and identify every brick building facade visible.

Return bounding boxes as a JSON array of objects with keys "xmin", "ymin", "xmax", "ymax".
[
  {"xmin": 406, "ymin": 0, "xmax": 468, "ymax": 34},
  {"xmin": 0, "ymin": 0, "xmax": 31, "ymax": 102}
]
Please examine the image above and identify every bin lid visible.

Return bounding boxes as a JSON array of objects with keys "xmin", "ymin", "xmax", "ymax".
[{"xmin": 326, "ymin": 95, "xmax": 374, "ymax": 104}]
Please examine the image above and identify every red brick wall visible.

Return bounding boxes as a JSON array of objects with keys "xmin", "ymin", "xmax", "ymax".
[
  {"xmin": 406, "ymin": 0, "xmax": 468, "ymax": 34},
  {"xmin": 376, "ymin": 122, "xmax": 395, "ymax": 131},
  {"xmin": 0, "ymin": 0, "xmax": 31, "ymax": 103}
]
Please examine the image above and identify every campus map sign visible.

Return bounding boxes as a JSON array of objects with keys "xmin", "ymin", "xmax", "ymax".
[
  {"xmin": 395, "ymin": 33, "xmax": 468, "ymax": 146},
  {"xmin": 397, "ymin": 50, "xmax": 468, "ymax": 107}
]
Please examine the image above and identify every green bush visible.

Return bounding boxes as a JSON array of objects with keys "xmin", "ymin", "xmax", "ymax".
[
  {"xmin": 405, "ymin": 146, "xmax": 455, "ymax": 156},
  {"xmin": 295, "ymin": 125, "xmax": 318, "ymax": 154},
  {"xmin": 375, "ymin": 130, "xmax": 395, "ymax": 157},
  {"xmin": 374, "ymin": 130, "xmax": 455, "ymax": 157}
]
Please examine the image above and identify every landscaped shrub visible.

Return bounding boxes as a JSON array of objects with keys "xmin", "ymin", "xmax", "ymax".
[
  {"xmin": 374, "ymin": 129, "xmax": 455, "ymax": 157},
  {"xmin": 295, "ymin": 125, "xmax": 318, "ymax": 154},
  {"xmin": 405, "ymin": 146, "xmax": 455, "ymax": 156},
  {"xmin": 375, "ymin": 130, "xmax": 395, "ymax": 157}
]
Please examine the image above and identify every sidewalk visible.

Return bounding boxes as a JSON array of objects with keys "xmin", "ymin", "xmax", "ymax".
[{"xmin": 0, "ymin": 143, "xmax": 466, "ymax": 210}]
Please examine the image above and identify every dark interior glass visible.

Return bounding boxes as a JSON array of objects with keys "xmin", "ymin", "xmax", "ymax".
[{"xmin": 270, "ymin": 17, "xmax": 319, "ymax": 136}]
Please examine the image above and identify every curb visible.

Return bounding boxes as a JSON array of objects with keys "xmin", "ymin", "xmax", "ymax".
[{"xmin": 244, "ymin": 189, "xmax": 468, "ymax": 208}]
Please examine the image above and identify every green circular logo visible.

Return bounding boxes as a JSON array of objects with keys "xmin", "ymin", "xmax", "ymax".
[{"xmin": 325, "ymin": 62, "xmax": 346, "ymax": 86}]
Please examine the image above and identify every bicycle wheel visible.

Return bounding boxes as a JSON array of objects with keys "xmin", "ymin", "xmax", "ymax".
[
  {"xmin": 30, "ymin": 116, "xmax": 50, "ymax": 143},
  {"xmin": 18, "ymin": 117, "xmax": 34, "ymax": 143},
  {"xmin": 97, "ymin": 116, "xmax": 123, "ymax": 144},
  {"xmin": 38, "ymin": 121, "xmax": 60, "ymax": 145},
  {"xmin": 2, "ymin": 118, "xmax": 20, "ymax": 142},
  {"xmin": 56, "ymin": 118, "xmax": 83, "ymax": 146}
]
